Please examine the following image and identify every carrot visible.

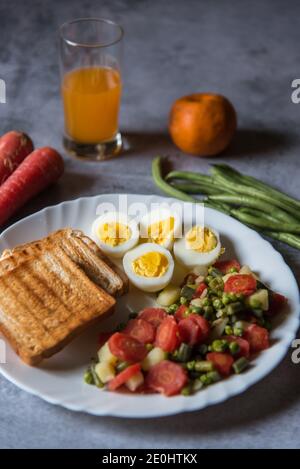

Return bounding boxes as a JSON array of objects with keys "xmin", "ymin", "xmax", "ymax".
[
  {"xmin": 0, "ymin": 147, "xmax": 64, "ymax": 226},
  {"xmin": 0, "ymin": 131, "xmax": 34, "ymax": 185}
]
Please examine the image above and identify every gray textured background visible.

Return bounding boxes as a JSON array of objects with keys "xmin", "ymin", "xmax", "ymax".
[{"xmin": 0, "ymin": 0, "xmax": 299, "ymax": 449}]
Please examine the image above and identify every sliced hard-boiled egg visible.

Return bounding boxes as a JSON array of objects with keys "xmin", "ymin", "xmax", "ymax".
[
  {"xmin": 174, "ymin": 225, "xmax": 221, "ymax": 271},
  {"xmin": 123, "ymin": 243, "xmax": 174, "ymax": 293},
  {"xmin": 92, "ymin": 212, "xmax": 139, "ymax": 258},
  {"xmin": 140, "ymin": 208, "xmax": 181, "ymax": 250}
]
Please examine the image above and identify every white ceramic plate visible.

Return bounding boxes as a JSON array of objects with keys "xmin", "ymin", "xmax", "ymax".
[{"xmin": 0, "ymin": 194, "xmax": 299, "ymax": 418}]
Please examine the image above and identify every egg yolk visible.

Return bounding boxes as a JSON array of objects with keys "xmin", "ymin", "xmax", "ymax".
[
  {"xmin": 185, "ymin": 226, "xmax": 217, "ymax": 252},
  {"xmin": 132, "ymin": 251, "xmax": 168, "ymax": 277},
  {"xmin": 98, "ymin": 222, "xmax": 131, "ymax": 247},
  {"xmin": 147, "ymin": 217, "xmax": 175, "ymax": 245}
]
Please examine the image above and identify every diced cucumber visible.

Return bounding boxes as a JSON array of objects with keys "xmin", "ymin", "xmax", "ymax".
[
  {"xmin": 247, "ymin": 289, "xmax": 269, "ymax": 311},
  {"xmin": 126, "ymin": 371, "xmax": 144, "ymax": 392},
  {"xmin": 95, "ymin": 362, "xmax": 115, "ymax": 383},
  {"xmin": 142, "ymin": 347, "xmax": 167, "ymax": 371},
  {"xmin": 98, "ymin": 342, "xmax": 118, "ymax": 365},
  {"xmin": 157, "ymin": 284, "xmax": 181, "ymax": 306}
]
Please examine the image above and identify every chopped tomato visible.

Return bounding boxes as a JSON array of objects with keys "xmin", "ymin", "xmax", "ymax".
[
  {"xmin": 189, "ymin": 314, "xmax": 210, "ymax": 341},
  {"xmin": 178, "ymin": 317, "xmax": 202, "ymax": 346},
  {"xmin": 224, "ymin": 274, "xmax": 256, "ymax": 296},
  {"xmin": 178, "ymin": 314, "xmax": 210, "ymax": 346},
  {"xmin": 108, "ymin": 332, "xmax": 147, "ymax": 362},
  {"xmin": 108, "ymin": 363, "xmax": 141, "ymax": 391},
  {"xmin": 214, "ymin": 259, "xmax": 241, "ymax": 274},
  {"xmin": 155, "ymin": 316, "xmax": 181, "ymax": 352},
  {"xmin": 192, "ymin": 282, "xmax": 207, "ymax": 298},
  {"xmin": 174, "ymin": 304, "xmax": 188, "ymax": 322},
  {"xmin": 145, "ymin": 360, "xmax": 188, "ymax": 396},
  {"xmin": 206, "ymin": 352, "xmax": 234, "ymax": 376},
  {"xmin": 124, "ymin": 318, "xmax": 155, "ymax": 344},
  {"xmin": 98, "ymin": 331, "xmax": 112, "ymax": 348},
  {"xmin": 244, "ymin": 324, "xmax": 270, "ymax": 352},
  {"xmin": 223, "ymin": 335, "xmax": 250, "ymax": 358},
  {"xmin": 267, "ymin": 291, "xmax": 287, "ymax": 316},
  {"xmin": 138, "ymin": 308, "xmax": 167, "ymax": 328}
]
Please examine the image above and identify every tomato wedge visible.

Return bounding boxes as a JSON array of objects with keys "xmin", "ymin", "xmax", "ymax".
[
  {"xmin": 206, "ymin": 352, "xmax": 234, "ymax": 376},
  {"xmin": 108, "ymin": 363, "xmax": 141, "ymax": 391},
  {"xmin": 145, "ymin": 360, "xmax": 188, "ymax": 396},
  {"xmin": 244, "ymin": 324, "xmax": 269, "ymax": 352},
  {"xmin": 98, "ymin": 331, "xmax": 112, "ymax": 348},
  {"xmin": 174, "ymin": 304, "xmax": 188, "ymax": 322},
  {"xmin": 124, "ymin": 318, "xmax": 155, "ymax": 344},
  {"xmin": 267, "ymin": 291, "xmax": 287, "ymax": 316},
  {"xmin": 214, "ymin": 259, "xmax": 241, "ymax": 274},
  {"xmin": 192, "ymin": 282, "xmax": 207, "ymax": 298},
  {"xmin": 224, "ymin": 274, "xmax": 256, "ymax": 296},
  {"xmin": 155, "ymin": 316, "xmax": 180, "ymax": 352},
  {"xmin": 223, "ymin": 335, "xmax": 250, "ymax": 358},
  {"xmin": 108, "ymin": 332, "xmax": 147, "ymax": 362},
  {"xmin": 178, "ymin": 314, "xmax": 210, "ymax": 345},
  {"xmin": 138, "ymin": 308, "xmax": 167, "ymax": 328}
]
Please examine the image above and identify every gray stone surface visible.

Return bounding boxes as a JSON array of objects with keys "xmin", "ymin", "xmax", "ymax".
[{"xmin": 0, "ymin": 0, "xmax": 299, "ymax": 449}]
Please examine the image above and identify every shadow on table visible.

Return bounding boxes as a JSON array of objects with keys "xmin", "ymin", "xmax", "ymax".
[
  {"xmin": 223, "ymin": 128, "xmax": 291, "ymax": 158},
  {"xmin": 122, "ymin": 131, "xmax": 171, "ymax": 156}
]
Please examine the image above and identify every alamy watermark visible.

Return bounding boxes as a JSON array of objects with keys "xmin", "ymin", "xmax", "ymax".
[{"xmin": 0, "ymin": 78, "xmax": 6, "ymax": 103}]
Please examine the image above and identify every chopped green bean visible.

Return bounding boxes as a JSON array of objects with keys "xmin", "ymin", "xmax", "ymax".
[{"xmin": 233, "ymin": 357, "xmax": 249, "ymax": 374}]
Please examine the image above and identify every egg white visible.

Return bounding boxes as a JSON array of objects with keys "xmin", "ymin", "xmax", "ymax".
[
  {"xmin": 173, "ymin": 225, "xmax": 221, "ymax": 270},
  {"xmin": 123, "ymin": 243, "xmax": 174, "ymax": 293},
  {"xmin": 140, "ymin": 207, "xmax": 182, "ymax": 250},
  {"xmin": 91, "ymin": 212, "xmax": 139, "ymax": 258}
]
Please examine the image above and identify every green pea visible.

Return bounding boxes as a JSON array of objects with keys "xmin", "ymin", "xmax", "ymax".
[
  {"xmin": 222, "ymin": 293, "xmax": 231, "ymax": 305},
  {"xmin": 229, "ymin": 267, "xmax": 238, "ymax": 273},
  {"xmin": 186, "ymin": 360, "xmax": 195, "ymax": 371},
  {"xmin": 229, "ymin": 292, "xmax": 237, "ymax": 301},
  {"xmin": 233, "ymin": 326, "xmax": 243, "ymax": 337},
  {"xmin": 213, "ymin": 298, "xmax": 223, "ymax": 310},
  {"xmin": 229, "ymin": 341, "xmax": 240, "ymax": 355},
  {"xmin": 167, "ymin": 304, "xmax": 179, "ymax": 314},
  {"xmin": 225, "ymin": 325, "xmax": 233, "ymax": 335},
  {"xmin": 200, "ymin": 373, "xmax": 213, "ymax": 386},
  {"xmin": 212, "ymin": 339, "xmax": 229, "ymax": 353}
]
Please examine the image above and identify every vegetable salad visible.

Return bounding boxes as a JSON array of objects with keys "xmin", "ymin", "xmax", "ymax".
[{"xmin": 84, "ymin": 258, "xmax": 287, "ymax": 397}]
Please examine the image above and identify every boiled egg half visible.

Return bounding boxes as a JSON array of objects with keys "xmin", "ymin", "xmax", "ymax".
[
  {"xmin": 174, "ymin": 225, "xmax": 221, "ymax": 271},
  {"xmin": 140, "ymin": 208, "xmax": 181, "ymax": 250},
  {"xmin": 123, "ymin": 243, "xmax": 174, "ymax": 292},
  {"xmin": 92, "ymin": 212, "xmax": 139, "ymax": 258}
]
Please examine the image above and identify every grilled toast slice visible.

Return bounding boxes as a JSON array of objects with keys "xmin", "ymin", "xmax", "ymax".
[
  {"xmin": 1, "ymin": 228, "xmax": 129, "ymax": 297},
  {"xmin": 0, "ymin": 247, "xmax": 115, "ymax": 366}
]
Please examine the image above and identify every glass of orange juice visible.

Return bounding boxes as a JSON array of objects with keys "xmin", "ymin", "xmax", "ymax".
[{"xmin": 59, "ymin": 18, "xmax": 123, "ymax": 160}]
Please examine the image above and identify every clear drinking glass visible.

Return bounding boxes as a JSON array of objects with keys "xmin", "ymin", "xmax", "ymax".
[{"xmin": 59, "ymin": 18, "xmax": 123, "ymax": 161}]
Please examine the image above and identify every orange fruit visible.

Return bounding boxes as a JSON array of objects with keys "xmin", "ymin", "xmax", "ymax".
[{"xmin": 169, "ymin": 93, "xmax": 237, "ymax": 156}]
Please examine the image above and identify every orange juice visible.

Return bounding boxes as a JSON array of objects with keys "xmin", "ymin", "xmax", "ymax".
[{"xmin": 62, "ymin": 66, "xmax": 122, "ymax": 144}]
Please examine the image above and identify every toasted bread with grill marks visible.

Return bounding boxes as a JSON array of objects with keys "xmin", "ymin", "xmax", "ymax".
[
  {"xmin": 1, "ymin": 228, "xmax": 128, "ymax": 297},
  {"xmin": 0, "ymin": 247, "xmax": 115, "ymax": 366}
]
